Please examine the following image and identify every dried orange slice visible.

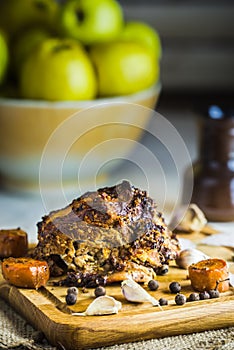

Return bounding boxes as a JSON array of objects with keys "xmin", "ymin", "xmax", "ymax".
[
  {"xmin": 188, "ymin": 258, "xmax": 229, "ymax": 293},
  {"xmin": 1, "ymin": 257, "xmax": 49, "ymax": 289},
  {"xmin": 0, "ymin": 228, "xmax": 28, "ymax": 258}
]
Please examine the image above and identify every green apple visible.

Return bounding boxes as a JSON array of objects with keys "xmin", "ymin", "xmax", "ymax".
[
  {"xmin": 90, "ymin": 41, "xmax": 159, "ymax": 96},
  {"xmin": 0, "ymin": 30, "xmax": 9, "ymax": 84},
  {"xmin": 0, "ymin": 0, "xmax": 59, "ymax": 38},
  {"xmin": 58, "ymin": 0, "xmax": 124, "ymax": 45},
  {"xmin": 11, "ymin": 27, "xmax": 52, "ymax": 75},
  {"xmin": 20, "ymin": 38, "xmax": 97, "ymax": 101},
  {"xmin": 120, "ymin": 21, "xmax": 162, "ymax": 59}
]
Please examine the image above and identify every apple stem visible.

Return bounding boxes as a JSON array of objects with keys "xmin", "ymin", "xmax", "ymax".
[
  {"xmin": 34, "ymin": 0, "xmax": 48, "ymax": 12},
  {"xmin": 76, "ymin": 9, "xmax": 85, "ymax": 23}
]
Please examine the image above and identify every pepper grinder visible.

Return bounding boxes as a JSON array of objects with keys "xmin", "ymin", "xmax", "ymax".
[{"xmin": 186, "ymin": 105, "xmax": 234, "ymax": 222}]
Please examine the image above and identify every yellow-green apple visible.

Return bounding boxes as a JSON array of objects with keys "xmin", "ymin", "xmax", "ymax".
[
  {"xmin": 0, "ymin": 30, "xmax": 9, "ymax": 84},
  {"xmin": 20, "ymin": 38, "xmax": 97, "ymax": 101},
  {"xmin": 90, "ymin": 41, "xmax": 159, "ymax": 96},
  {"xmin": 120, "ymin": 21, "xmax": 162, "ymax": 59},
  {"xmin": 0, "ymin": 0, "xmax": 59, "ymax": 38},
  {"xmin": 11, "ymin": 27, "xmax": 52, "ymax": 75},
  {"xmin": 58, "ymin": 0, "xmax": 123, "ymax": 45}
]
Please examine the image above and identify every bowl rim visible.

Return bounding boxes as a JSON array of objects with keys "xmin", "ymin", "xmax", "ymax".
[{"xmin": 0, "ymin": 83, "xmax": 161, "ymax": 109}]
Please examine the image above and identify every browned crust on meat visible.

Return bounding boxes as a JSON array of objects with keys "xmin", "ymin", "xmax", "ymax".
[{"xmin": 33, "ymin": 181, "xmax": 180, "ymax": 286}]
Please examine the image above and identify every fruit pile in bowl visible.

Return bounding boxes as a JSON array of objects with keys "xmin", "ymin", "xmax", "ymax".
[{"xmin": 0, "ymin": 0, "xmax": 161, "ymax": 190}]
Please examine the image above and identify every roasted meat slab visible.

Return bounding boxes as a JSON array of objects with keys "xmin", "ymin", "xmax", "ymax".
[{"xmin": 33, "ymin": 181, "xmax": 180, "ymax": 287}]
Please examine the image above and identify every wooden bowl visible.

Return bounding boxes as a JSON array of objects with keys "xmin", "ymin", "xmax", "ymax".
[{"xmin": 0, "ymin": 84, "xmax": 160, "ymax": 191}]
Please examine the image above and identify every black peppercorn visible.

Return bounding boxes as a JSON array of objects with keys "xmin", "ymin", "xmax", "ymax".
[
  {"xmin": 94, "ymin": 286, "xmax": 106, "ymax": 297},
  {"xmin": 67, "ymin": 286, "xmax": 78, "ymax": 296},
  {"xmin": 208, "ymin": 289, "xmax": 220, "ymax": 298},
  {"xmin": 148, "ymin": 279, "xmax": 159, "ymax": 291},
  {"xmin": 187, "ymin": 293, "xmax": 200, "ymax": 302},
  {"xmin": 175, "ymin": 294, "xmax": 186, "ymax": 305},
  {"xmin": 169, "ymin": 281, "xmax": 181, "ymax": 294},
  {"xmin": 158, "ymin": 265, "xmax": 169, "ymax": 276},
  {"xmin": 65, "ymin": 292, "xmax": 77, "ymax": 305},
  {"xmin": 199, "ymin": 291, "xmax": 210, "ymax": 300},
  {"xmin": 159, "ymin": 298, "xmax": 168, "ymax": 306}
]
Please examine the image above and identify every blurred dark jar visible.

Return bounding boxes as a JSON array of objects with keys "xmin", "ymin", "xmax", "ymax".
[{"xmin": 189, "ymin": 105, "xmax": 234, "ymax": 222}]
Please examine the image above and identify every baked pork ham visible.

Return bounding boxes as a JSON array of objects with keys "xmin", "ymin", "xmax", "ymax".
[{"xmin": 33, "ymin": 181, "xmax": 180, "ymax": 287}]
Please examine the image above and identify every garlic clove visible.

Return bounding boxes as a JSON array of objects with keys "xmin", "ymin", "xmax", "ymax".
[
  {"xmin": 73, "ymin": 295, "xmax": 122, "ymax": 316},
  {"xmin": 121, "ymin": 279, "xmax": 161, "ymax": 308},
  {"xmin": 170, "ymin": 203, "xmax": 207, "ymax": 233},
  {"xmin": 229, "ymin": 273, "xmax": 234, "ymax": 287},
  {"xmin": 85, "ymin": 295, "xmax": 122, "ymax": 316},
  {"xmin": 176, "ymin": 248, "xmax": 210, "ymax": 269}
]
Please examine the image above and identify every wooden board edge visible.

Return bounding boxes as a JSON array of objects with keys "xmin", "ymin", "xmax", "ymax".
[{"xmin": 1, "ymin": 279, "xmax": 234, "ymax": 350}]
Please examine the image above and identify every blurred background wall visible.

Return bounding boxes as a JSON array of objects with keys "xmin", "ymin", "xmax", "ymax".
[
  {"xmin": 118, "ymin": 0, "xmax": 234, "ymax": 97},
  {"xmin": 115, "ymin": 0, "xmax": 234, "ymax": 209}
]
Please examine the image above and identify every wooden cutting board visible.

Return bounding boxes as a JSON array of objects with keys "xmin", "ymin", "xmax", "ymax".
[{"xmin": 0, "ymin": 232, "xmax": 234, "ymax": 350}]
